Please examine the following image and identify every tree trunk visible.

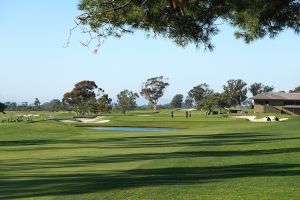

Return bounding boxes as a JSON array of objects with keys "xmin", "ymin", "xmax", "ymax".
[
  {"xmin": 208, "ymin": 109, "xmax": 212, "ymax": 115},
  {"xmin": 153, "ymin": 103, "xmax": 157, "ymax": 112}
]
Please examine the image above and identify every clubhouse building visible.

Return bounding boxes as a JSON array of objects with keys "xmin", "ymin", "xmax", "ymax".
[{"xmin": 251, "ymin": 92, "xmax": 300, "ymax": 115}]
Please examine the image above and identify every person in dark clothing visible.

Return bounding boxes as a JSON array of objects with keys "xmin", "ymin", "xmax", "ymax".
[
  {"xmin": 275, "ymin": 116, "xmax": 280, "ymax": 121},
  {"xmin": 266, "ymin": 116, "xmax": 271, "ymax": 122},
  {"xmin": 170, "ymin": 111, "xmax": 174, "ymax": 118},
  {"xmin": 185, "ymin": 111, "xmax": 188, "ymax": 119}
]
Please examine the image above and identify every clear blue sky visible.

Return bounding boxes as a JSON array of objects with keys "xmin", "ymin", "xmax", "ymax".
[{"xmin": 1, "ymin": 0, "xmax": 299, "ymax": 105}]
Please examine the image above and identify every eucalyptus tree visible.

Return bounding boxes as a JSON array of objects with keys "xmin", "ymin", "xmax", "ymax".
[
  {"xmin": 49, "ymin": 99, "xmax": 62, "ymax": 112},
  {"xmin": 34, "ymin": 98, "xmax": 41, "ymax": 110},
  {"xmin": 187, "ymin": 83, "xmax": 213, "ymax": 109},
  {"xmin": 223, "ymin": 79, "xmax": 248, "ymax": 106},
  {"xmin": 198, "ymin": 93, "xmax": 221, "ymax": 115},
  {"xmin": 98, "ymin": 94, "xmax": 112, "ymax": 113},
  {"xmin": 290, "ymin": 85, "xmax": 300, "ymax": 93},
  {"xmin": 184, "ymin": 96, "xmax": 194, "ymax": 108},
  {"xmin": 117, "ymin": 89, "xmax": 139, "ymax": 114},
  {"xmin": 140, "ymin": 76, "xmax": 169, "ymax": 111},
  {"xmin": 63, "ymin": 80, "xmax": 100, "ymax": 116},
  {"xmin": 249, "ymin": 82, "xmax": 274, "ymax": 96},
  {"xmin": 0, "ymin": 102, "xmax": 7, "ymax": 114},
  {"xmin": 170, "ymin": 94, "xmax": 184, "ymax": 108}
]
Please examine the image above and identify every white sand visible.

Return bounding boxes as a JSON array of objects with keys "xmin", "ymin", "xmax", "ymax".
[
  {"xmin": 59, "ymin": 120, "xmax": 77, "ymax": 123},
  {"xmin": 229, "ymin": 116, "xmax": 256, "ymax": 120},
  {"xmin": 23, "ymin": 114, "xmax": 40, "ymax": 117},
  {"xmin": 90, "ymin": 120, "xmax": 110, "ymax": 123},
  {"xmin": 229, "ymin": 115, "xmax": 288, "ymax": 122},
  {"xmin": 59, "ymin": 116, "xmax": 110, "ymax": 124},
  {"xmin": 182, "ymin": 108, "xmax": 197, "ymax": 112},
  {"xmin": 77, "ymin": 116, "xmax": 106, "ymax": 123}
]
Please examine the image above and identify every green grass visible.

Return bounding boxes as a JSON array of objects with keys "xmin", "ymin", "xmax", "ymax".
[{"xmin": 0, "ymin": 110, "xmax": 300, "ymax": 199}]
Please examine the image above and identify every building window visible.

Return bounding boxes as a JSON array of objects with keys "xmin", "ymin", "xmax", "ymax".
[{"xmin": 255, "ymin": 101, "xmax": 262, "ymax": 105}]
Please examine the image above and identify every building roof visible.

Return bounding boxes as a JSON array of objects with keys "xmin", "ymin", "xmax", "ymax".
[
  {"xmin": 283, "ymin": 105, "xmax": 300, "ymax": 109},
  {"xmin": 251, "ymin": 92, "xmax": 300, "ymax": 101}
]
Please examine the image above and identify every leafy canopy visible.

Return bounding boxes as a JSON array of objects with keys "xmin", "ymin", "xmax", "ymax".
[
  {"xmin": 184, "ymin": 95, "xmax": 194, "ymax": 108},
  {"xmin": 34, "ymin": 98, "xmax": 41, "ymax": 107},
  {"xmin": 249, "ymin": 82, "xmax": 274, "ymax": 96},
  {"xmin": 170, "ymin": 94, "xmax": 184, "ymax": 108},
  {"xmin": 290, "ymin": 85, "xmax": 300, "ymax": 93},
  {"xmin": 75, "ymin": 0, "xmax": 300, "ymax": 51},
  {"xmin": 188, "ymin": 83, "xmax": 213, "ymax": 108},
  {"xmin": 198, "ymin": 92, "xmax": 221, "ymax": 114},
  {"xmin": 63, "ymin": 80, "xmax": 100, "ymax": 115},
  {"xmin": 223, "ymin": 79, "xmax": 248, "ymax": 106},
  {"xmin": 0, "ymin": 102, "xmax": 7, "ymax": 114},
  {"xmin": 98, "ymin": 94, "xmax": 113, "ymax": 113},
  {"xmin": 47, "ymin": 99, "xmax": 62, "ymax": 112},
  {"xmin": 117, "ymin": 89, "xmax": 139, "ymax": 114},
  {"xmin": 140, "ymin": 76, "xmax": 169, "ymax": 111}
]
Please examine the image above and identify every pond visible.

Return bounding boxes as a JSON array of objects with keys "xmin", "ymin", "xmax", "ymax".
[{"xmin": 88, "ymin": 127, "xmax": 178, "ymax": 132}]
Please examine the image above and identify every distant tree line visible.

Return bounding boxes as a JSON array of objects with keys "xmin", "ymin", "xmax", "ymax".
[
  {"xmin": 169, "ymin": 80, "xmax": 282, "ymax": 115},
  {"xmin": 0, "ymin": 103, "xmax": 7, "ymax": 114},
  {"xmin": 3, "ymin": 99, "xmax": 71, "ymax": 112},
  {"xmin": 290, "ymin": 85, "xmax": 300, "ymax": 93},
  {"xmin": 1, "ymin": 79, "xmax": 300, "ymax": 116}
]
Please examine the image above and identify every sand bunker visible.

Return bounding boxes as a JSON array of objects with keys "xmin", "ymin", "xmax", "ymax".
[
  {"xmin": 59, "ymin": 120, "xmax": 77, "ymax": 123},
  {"xmin": 182, "ymin": 108, "xmax": 197, "ymax": 112},
  {"xmin": 60, "ymin": 116, "xmax": 110, "ymax": 124},
  {"xmin": 91, "ymin": 119, "xmax": 110, "ymax": 123},
  {"xmin": 229, "ymin": 116, "xmax": 288, "ymax": 122},
  {"xmin": 23, "ymin": 114, "xmax": 40, "ymax": 117},
  {"xmin": 77, "ymin": 116, "xmax": 106, "ymax": 123}
]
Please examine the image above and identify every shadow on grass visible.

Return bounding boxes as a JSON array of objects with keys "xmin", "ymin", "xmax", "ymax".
[
  {"xmin": 1, "ymin": 163, "xmax": 300, "ymax": 199},
  {"xmin": 57, "ymin": 147, "xmax": 300, "ymax": 165},
  {"xmin": 2, "ymin": 146, "xmax": 300, "ymax": 172},
  {"xmin": 0, "ymin": 132, "xmax": 298, "ymax": 149},
  {"xmin": 1, "ymin": 131, "xmax": 300, "ymax": 198}
]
